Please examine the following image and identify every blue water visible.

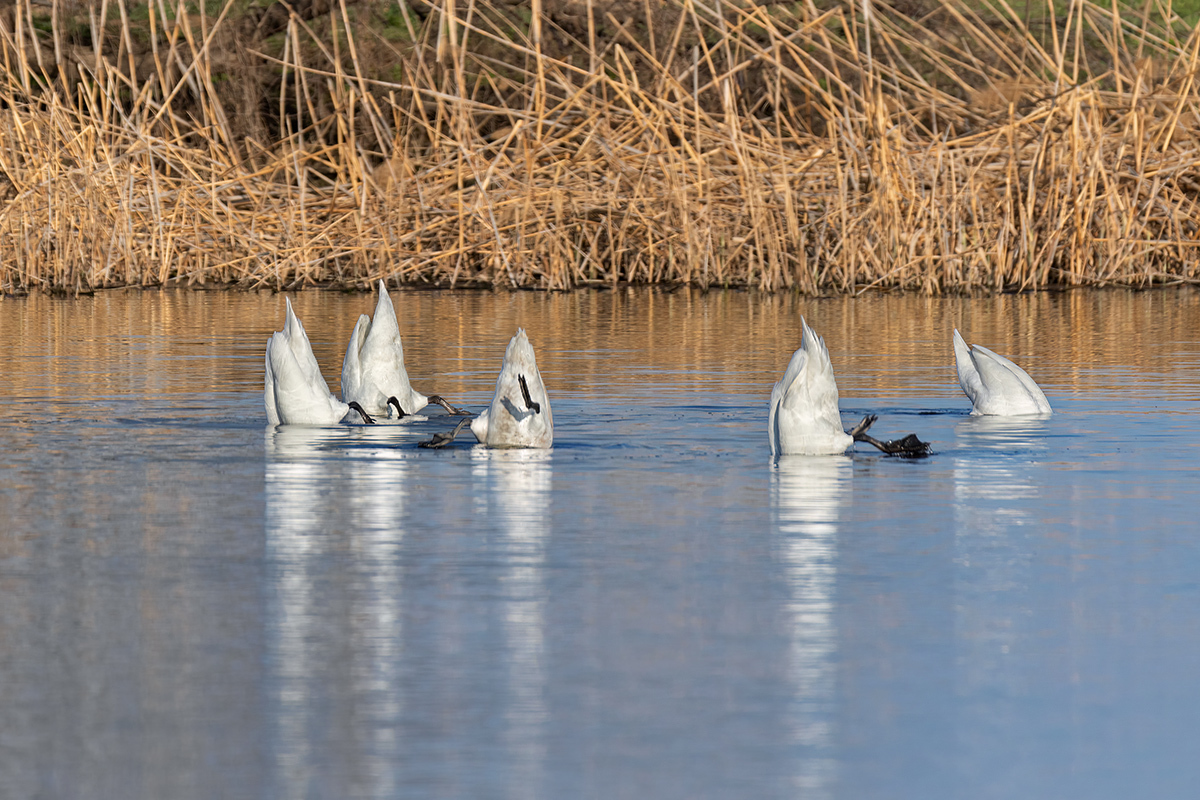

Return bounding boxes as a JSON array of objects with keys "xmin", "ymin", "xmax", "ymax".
[{"xmin": 1, "ymin": 288, "xmax": 1199, "ymax": 799}]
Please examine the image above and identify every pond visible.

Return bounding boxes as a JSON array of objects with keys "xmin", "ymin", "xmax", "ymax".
[{"xmin": 1, "ymin": 286, "xmax": 1199, "ymax": 799}]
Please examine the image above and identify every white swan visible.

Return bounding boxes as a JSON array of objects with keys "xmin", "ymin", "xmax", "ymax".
[
  {"xmin": 341, "ymin": 280, "xmax": 467, "ymax": 418},
  {"xmin": 952, "ymin": 329, "xmax": 1052, "ymax": 416},
  {"xmin": 769, "ymin": 318, "xmax": 854, "ymax": 456},
  {"xmin": 471, "ymin": 329, "xmax": 553, "ymax": 448},
  {"xmin": 265, "ymin": 298, "xmax": 373, "ymax": 426},
  {"xmin": 769, "ymin": 319, "xmax": 931, "ymax": 457}
]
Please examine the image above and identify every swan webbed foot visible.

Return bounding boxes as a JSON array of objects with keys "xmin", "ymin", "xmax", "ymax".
[
  {"xmin": 387, "ymin": 396, "xmax": 407, "ymax": 419},
  {"xmin": 427, "ymin": 394, "xmax": 472, "ymax": 416},
  {"xmin": 879, "ymin": 433, "xmax": 933, "ymax": 457},
  {"xmin": 518, "ymin": 375, "xmax": 541, "ymax": 414},
  {"xmin": 348, "ymin": 401, "xmax": 375, "ymax": 425},
  {"xmin": 847, "ymin": 414, "xmax": 878, "ymax": 438},
  {"xmin": 418, "ymin": 418, "xmax": 472, "ymax": 449}
]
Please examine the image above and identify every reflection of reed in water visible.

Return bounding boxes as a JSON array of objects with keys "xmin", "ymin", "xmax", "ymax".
[
  {"xmin": 4, "ymin": 288, "xmax": 1198, "ymax": 415},
  {"xmin": 771, "ymin": 456, "xmax": 849, "ymax": 799},
  {"xmin": 472, "ymin": 448, "xmax": 551, "ymax": 800},
  {"xmin": 265, "ymin": 426, "xmax": 408, "ymax": 798}
]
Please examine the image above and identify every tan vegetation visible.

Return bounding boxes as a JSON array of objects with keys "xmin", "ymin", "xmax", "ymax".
[{"xmin": 1, "ymin": 0, "xmax": 1200, "ymax": 295}]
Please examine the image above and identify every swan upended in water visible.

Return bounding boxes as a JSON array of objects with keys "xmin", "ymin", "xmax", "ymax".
[
  {"xmin": 265, "ymin": 298, "xmax": 374, "ymax": 426},
  {"xmin": 952, "ymin": 329, "xmax": 1051, "ymax": 416},
  {"xmin": 769, "ymin": 319, "xmax": 853, "ymax": 456},
  {"xmin": 769, "ymin": 319, "xmax": 931, "ymax": 457},
  {"xmin": 341, "ymin": 280, "xmax": 468, "ymax": 418},
  {"xmin": 470, "ymin": 329, "xmax": 553, "ymax": 449}
]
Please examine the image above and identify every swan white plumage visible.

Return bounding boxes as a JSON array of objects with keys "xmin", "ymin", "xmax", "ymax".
[
  {"xmin": 470, "ymin": 329, "xmax": 553, "ymax": 448},
  {"xmin": 953, "ymin": 329, "xmax": 1052, "ymax": 416},
  {"xmin": 265, "ymin": 298, "xmax": 372, "ymax": 426},
  {"xmin": 341, "ymin": 280, "xmax": 469, "ymax": 418},
  {"xmin": 768, "ymin": 318, "xmax": 855, "ymax": 456},
  {"xmin": 341, "ymin": 280, "xmax": 429, "ymax": 417}
]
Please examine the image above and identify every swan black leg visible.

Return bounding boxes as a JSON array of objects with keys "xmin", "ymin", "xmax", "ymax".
[
  {"xmin": 387, "ymin": 397, "xmax": 407, "ymax": 419},
  {"xmin": 428, "ymin": 395, "xmax": 472, "ymax": 416},
  {"xmin": 419, "ymin": 418, "xmax": 472, "ymax": 448},
  {"xmin": 518, "ymin": 375, "xmax": 541, "ymax": 414},
  {"xmin": 348, "ymin": 401, "xmax": 375, "ymax": 425}
]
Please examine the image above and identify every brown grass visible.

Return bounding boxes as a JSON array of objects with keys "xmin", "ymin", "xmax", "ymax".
[{"xmin": 2, "ymin": 0, "xmax": 1200, "ymax": 295}]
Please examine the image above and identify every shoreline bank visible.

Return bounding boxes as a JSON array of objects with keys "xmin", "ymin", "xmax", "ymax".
[{"xmin": 2, "ymin": 0, "xmax": 1199, "ymax": 295}]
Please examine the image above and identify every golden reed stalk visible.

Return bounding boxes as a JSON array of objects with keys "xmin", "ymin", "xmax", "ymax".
[{"xmin": 0, "ymin": 0, "xmax": 1198, "ymax": 295}]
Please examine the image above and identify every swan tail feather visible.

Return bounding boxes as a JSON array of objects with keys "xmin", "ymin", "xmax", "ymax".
[{"xmin": 953, "ymin": 329, "xmax": 986, "ymax": 412}]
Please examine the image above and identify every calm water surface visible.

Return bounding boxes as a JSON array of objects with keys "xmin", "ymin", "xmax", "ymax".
[{"xmin": 1, "ymin": 288, "xmax": 1199, "ymax": 799}]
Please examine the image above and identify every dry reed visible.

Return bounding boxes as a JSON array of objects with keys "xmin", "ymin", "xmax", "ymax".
[{"xmin": 1, "ymin": 0, "xmax": 1200, "ymax": 295}]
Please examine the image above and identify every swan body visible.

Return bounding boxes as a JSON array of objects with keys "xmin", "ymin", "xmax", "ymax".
[
  {"xmin": 769, "ymin": 319, "xmax": 854, "ymax": 456},
  {"xmin": 341, "ymin": 280, "xmax": 429, "ymax": 417},
  {"xmin": 265, "ymin": 298, "xmax": 356, "ymax": 426},
  {"xmin": 470, "ymin": 329, "xmax": 553, "ymax": 448},
  {"xmin": 953, "ymin": 329, "xmax": 1051, "ymax": 416}
]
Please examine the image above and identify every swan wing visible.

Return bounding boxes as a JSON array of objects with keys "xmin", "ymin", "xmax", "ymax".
[
  {"xmin": 264, "ymin": 339, "xmax": 281, "ymax": 427},
  {"xmin": 797, "ymin": 318, "xmax": 843, "ymax": 431},
  {"xmin": 340, "ymin": 313, "xmax": 370, "ymax": 405},
  {"xmin": 282, "ymin": 298, "xmax": 327, "ymax": 392},
  {"xmin": 970, "ymin": 344, "xmax": 1052, "ymax": 414},
  {"xmin": 267, "ymin": 330, "xmax": 348, "ymax": 424},
  {"xmin": 770, "ymin": 345, "xmax": 810, "ymax": 456},
  {"xmin": 353, "ymin": 281, "xmax": 428, "ymax": 414},
  {"xmin": 483, "ymin": 329, "xmax": 553, "ymax": 448},
  {"xmin": 768, "ymin": 370, "xmax": 786, "ymax": 457}
]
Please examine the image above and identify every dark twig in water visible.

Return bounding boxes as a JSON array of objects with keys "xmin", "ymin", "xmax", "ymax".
[
  {"xmin": 348, "ymin": 401, "xmax": 375, "ymax": 425},
  {"xmin": 849, "ymin": 414, "xmax": 932, "ymax": 457},
  {"xmin": 518, "ymin": 375, "xmax": 541, "ymax": 413},
  {"xmin": 419, "ymin": 418, "xmax": 472, "ymax": 449},
  {"xmin": 428, "ymin": 394, "xmax": 472, "ymax": 416}
]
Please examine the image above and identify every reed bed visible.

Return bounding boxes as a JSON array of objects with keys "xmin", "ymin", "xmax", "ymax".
[{"xmin": 1, "ymin": 0, "xmax": 1199, "ymax": 295}]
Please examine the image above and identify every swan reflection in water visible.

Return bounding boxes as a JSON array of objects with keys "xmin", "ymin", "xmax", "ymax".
[
  {"xmin": 265, "ymin": 426, "xmax": 408, "ymax": 798},
  {"xmin": 952, "ymin": 414, "xmax": 1046, "ymax": 776},
  {"xmin": 472, "ymin": 447, "xmax": 552, "ymax": 800},
  {"xmin": 771, "ymin": 455, "xmax": 850, "ymax": 799},
  {"xmin": 953, "ymin": 414, "xmax": 1048, "ymax": 504}
]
